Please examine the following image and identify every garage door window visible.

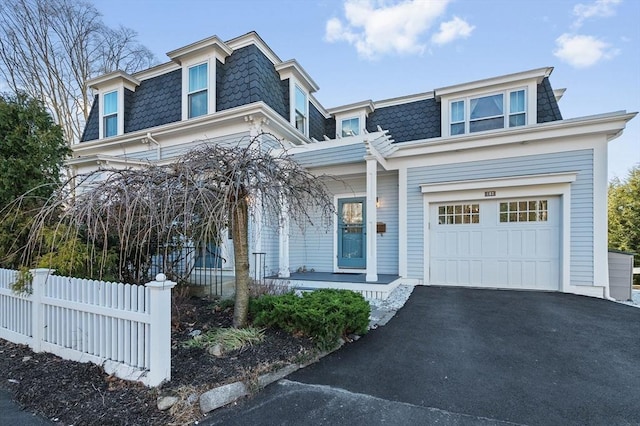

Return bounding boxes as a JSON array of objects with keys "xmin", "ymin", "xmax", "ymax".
[
  {"xmin": 438, "ymin": 204, "xmax": 480, "ymax": 224},
  {"xmin": 499, "ymin": 200, "xmax": 548, "ymax": 223}
]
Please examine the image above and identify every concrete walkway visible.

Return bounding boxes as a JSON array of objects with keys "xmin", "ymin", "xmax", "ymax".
[{"xmin": 205, "ymin": 287, "xmax": 640, "ymax": 425}]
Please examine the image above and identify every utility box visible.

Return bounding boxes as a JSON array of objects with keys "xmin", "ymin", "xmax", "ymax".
[{"xmin": 608, "ymin": 250, "xmax": 634, "ymax": 301}]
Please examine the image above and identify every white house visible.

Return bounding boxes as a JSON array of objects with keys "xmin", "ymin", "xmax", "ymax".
[{"xmin": 71, "ymin": 31, "xmax": 636, "ymax": 299}]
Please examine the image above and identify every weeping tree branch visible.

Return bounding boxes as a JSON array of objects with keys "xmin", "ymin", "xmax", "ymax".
[{"xmin": 13, "ymin": 133, "xmax": 337, "ymax": 327}]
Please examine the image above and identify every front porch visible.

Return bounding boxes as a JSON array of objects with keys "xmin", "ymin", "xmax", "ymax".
[{"xmin": 266, "ymin": 272, "xmax": 402, "ymax": 300}]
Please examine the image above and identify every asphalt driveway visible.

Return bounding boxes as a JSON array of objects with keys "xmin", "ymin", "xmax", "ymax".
[{"xmin": 207, "ymin": 287, "xmax": 640, "ymax": 425}]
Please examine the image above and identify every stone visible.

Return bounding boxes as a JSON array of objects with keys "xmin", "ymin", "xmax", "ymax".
[
  {"xmin": 157, "ymin": 396, "xmax": 179, "ymax": 411},
  {"xmin": 199, "ymin": 382, "xmax": 248, "ymax": 414},
  {"xmin": 257, "ymin": 364, "xmax": 299, "ymax": 388},
  {"xmin": 22, "ymin": 356, "xmax": 32, "ymax": 362},
  {"xmin": 208, "ymin": 343, "xmax": 223, "ymax": 357}
]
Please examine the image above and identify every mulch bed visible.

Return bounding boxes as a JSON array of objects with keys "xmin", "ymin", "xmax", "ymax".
[{"xmin": 0, "ymin": 296, "xmax": 316, "ymax": 425}]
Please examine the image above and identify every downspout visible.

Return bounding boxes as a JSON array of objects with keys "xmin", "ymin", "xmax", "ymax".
[{"xmin": 142, "ymin": 132, "xmax": 161, "ymax": 161}]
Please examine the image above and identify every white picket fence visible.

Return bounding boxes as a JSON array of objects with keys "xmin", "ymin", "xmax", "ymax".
[{"xmin": 0, "ymin": 268, "xmax": 175, "ymax": 386}]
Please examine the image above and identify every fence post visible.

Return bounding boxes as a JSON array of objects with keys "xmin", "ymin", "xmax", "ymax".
[
  {"xmin": 29, "ymin": 268, "xmax": 54, "ymax": 353},
  {"xmin": 145, "ymin": 273, "xmax": 176, "ymax": 387}
]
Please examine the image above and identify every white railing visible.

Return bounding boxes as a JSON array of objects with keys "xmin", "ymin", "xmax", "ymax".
[{"xmin": 0, "ymin": 268, "xmax": 175, "ymax": 387}]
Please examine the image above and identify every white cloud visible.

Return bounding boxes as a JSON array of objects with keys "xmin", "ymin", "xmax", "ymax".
[
  {"xmin": 572, "ymin": 0, "xmax": 621, "ymax": 28},
  {"xmin": 553, "ymin": 33, "xmax": 618, "ymax": 68},
  {"xmin": 325, "ymin": 0, "xmax": 458, "ymax": 59},
  {"xmin": 431, "ymin": 16, "xmax": 475, "ymax": 45}
]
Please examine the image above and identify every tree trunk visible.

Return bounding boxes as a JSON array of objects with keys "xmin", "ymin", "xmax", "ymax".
[{"xmin": 231, "ymin": 195, "xmax": 250, "ymax": 328}]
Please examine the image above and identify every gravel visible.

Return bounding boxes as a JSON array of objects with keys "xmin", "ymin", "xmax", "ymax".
[{"xmin": 367, "ymin": 284, "xmax": 415, "ymax": 328}]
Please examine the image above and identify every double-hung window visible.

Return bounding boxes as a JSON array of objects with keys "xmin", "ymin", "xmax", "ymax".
[
  {"xmin": 188, "ymin": 63, "xmax": 208, "ymax": 118},
  {"xmin": 509, "ymin": 90, "xmax": 526, "ymax": 127},
  {"xmin": 450, "ymin": 100, "xmax": 465, "ymax": 135},
  {"xmin": 103, "ymin": 91, "xmax": 118, "ymax": 137},
  {"xmin": 294, "ymin": 85, "xmax": 307, "ymax": 135},
  {"xmin": 341, "ymin": 117, "xmax": 360, "ymax": 137},
  {"xmin": 450, "ymin": 89, "xmax": 526, "ymax": 135}
]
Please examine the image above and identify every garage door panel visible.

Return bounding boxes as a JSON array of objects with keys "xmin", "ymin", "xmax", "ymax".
[
  {"xmin": 537, "ymin": 229, "xmax": 553, "ymax": 256},
  {"xmin": 446, "ymin": 260, "xmax": 457, "ymax": 283},
  {"xmin": 511, "ymin": 231, "xmax": 523, "ymax": 256},
  {"xmin": 471, "ymin": 261, "xmax": 483, "ymax": 285},
  {"xmin": 470, "ymin": 231, "xmax": 482, "ymax": 256},
  {"xmin": 496, "ymin": 260, "xmax": 509, "ymax": 286},
  {"xmin": 458, "ymin": 232, "xmax": 470, "ymax": 256},
  {"xmin": 432, "ymin": 259, "xmax": 446, "ymax": 283},
  {"xmin": 523, "ymin": 261, "xmax": 536, "ymax": 286},
  {"xmin": 430, "ymin": 198, "xmax": 559, "ymax": 291},
  {"xmin": 458, "ymin": 261, "xmax": 470, "ymax": 284},
  {"xmin": 510, "ymin": 262, "xmax": 523, "ymax": 287}
]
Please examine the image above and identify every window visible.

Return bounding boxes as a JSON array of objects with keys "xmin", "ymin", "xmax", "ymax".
[
  {"xmin": 103, "ymin": 91, "xmax": 118, "ymax": 137},
  {"xmin": 438, "ymin": 204, "xmax": 480, "ymax": 224},
  {"xmin": 509, "ymin": 90, "xmax": 526, "ymax": 127},
  {"xmin": 294, "ymin": 85, "xmax": 307, "ymax": 135},
  {"xmin": 450, "ymin": 101, "xmax": 465, "ymax": 135},
  {"xmin": 499, "ymin": 200, "xmax": 548, "ymax": 223},
  {"xmin": 188, "ymin": 63, "xmax": 208, "ymax": 118},
  {"xmin": 470, "ymin": 94, "xmax": 503, "ymax": 132},
  {"xmin": 341, "ymin": 117, "xmax": 360, "ymax": 137},
  {"xmin": 450, "ymin": 89, "xmax": 526, "ymax": 135}
]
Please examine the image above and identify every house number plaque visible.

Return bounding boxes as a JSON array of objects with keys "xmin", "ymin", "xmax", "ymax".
[{"xmin": 485, "ymin": 191, "xmax": 496, "ymax": 197}]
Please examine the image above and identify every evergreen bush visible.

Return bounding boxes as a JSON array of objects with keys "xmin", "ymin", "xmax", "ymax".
[{"xmin": 250, "ymin": 289, "xmax": 370, "ymax": 350}]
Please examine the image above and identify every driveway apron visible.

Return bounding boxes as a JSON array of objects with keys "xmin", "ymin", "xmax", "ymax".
[{"xmin": 207, "ymin": 287, "xmax": 640, "ymax": 425}]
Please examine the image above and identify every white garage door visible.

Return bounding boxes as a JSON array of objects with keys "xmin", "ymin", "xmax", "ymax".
[{"xmin": 429, "ymin": 197, "xmax": 560, "ymax": 290}]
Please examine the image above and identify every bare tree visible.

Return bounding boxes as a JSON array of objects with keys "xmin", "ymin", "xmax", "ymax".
[
  {"xmin": 0, "ymin": 0, "xmax": 155, "ymax": 143},
  {"xmin": 17, "ymin": 134, "xmax": 336, "ymax": 328}
]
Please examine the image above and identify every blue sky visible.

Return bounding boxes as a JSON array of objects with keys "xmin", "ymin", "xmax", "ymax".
[{"xmin": 93, "ymin": 0, "xmax": 639, "ymax": 180}]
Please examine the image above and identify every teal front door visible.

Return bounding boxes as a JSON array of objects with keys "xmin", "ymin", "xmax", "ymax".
[{"xmin": 337, "ymin": 197, "xmax": 366, "ymax": 268}]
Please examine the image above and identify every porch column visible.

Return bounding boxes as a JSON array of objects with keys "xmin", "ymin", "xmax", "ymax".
[
  {"xmin": 365, "ymin": 155, "xmax": 378, "ymax": 282},
  {"xmin": 278, "ymin": 194, "xmax": 290, "ymax": 278}
]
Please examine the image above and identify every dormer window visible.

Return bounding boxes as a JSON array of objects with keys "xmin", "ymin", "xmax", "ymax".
[
  {"xmin": 341, "ymin": 117, "xmax": 360, "ymax": 137},
  {"xmin": 509, "ymin": 90, "xmax": 526, "ymax": 126},
  {"xmin": 275, "ymin": 60, "xmax": 318, "ymax": 139},
  {"xmin": 167, "ymin": 35, "xmax": 232, "ymax": 122},
  {"xmin": 295, "ymin": 85, "xmax": 307, "ymax": 135},
  {"xmin": 188, "ymin": 63, "xmax": 208, "ymax": 118},
  {"xmin": 450, "ymin": 101, "xmax": 465, "ymax": 135},
  {"xmin": 449, "ymin": 88, "xmax": 527, "ymax": 135},
  {"xmin": 103, "ymin": 91, "xmax": 118, "ymax": 137},
  {"xmin": 87, "ymin": 70, "xmax": 140, "ymax": 140},
  {"xmin": 328, "ymin": 100, "xmax": 373, "ymax": 140}
]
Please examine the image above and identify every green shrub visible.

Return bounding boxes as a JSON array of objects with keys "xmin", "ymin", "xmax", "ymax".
[{"xmin": 250, "ymin": 289, "xmax": 370, "ymax": 351}]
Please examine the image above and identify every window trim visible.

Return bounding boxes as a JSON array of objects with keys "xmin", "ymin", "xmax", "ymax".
[
  {"xmin": 340, "ymin": 116, "xmax": 360, "ymax": 137},
  {"xmin": 499, "ymin": 199, "xmax": 548, "ymax": 223},
  {"xmin": 102, "ymin": 90, "xmax": 118, "ymax": 138},
  {"xmin": 181, "ymin": 58, "xmax": 216, "ymax": 121},
  {"xmin": 437, "ymin": 203, "xmax": 480, "ymax": 225},
  {"xmin": 187, "ymin": 62, "xmax": 209, "ymax": 119},
  {"xmin": 98, "ymin": 87, "xmax": 124, "ymax": 139},
  {"xmin": 448, "ymin": 87, "xmax": 528, "ymax": 136},
  {"xmin": 293, "ymin": 83, "xmax": 308, "ymax": 136}
]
